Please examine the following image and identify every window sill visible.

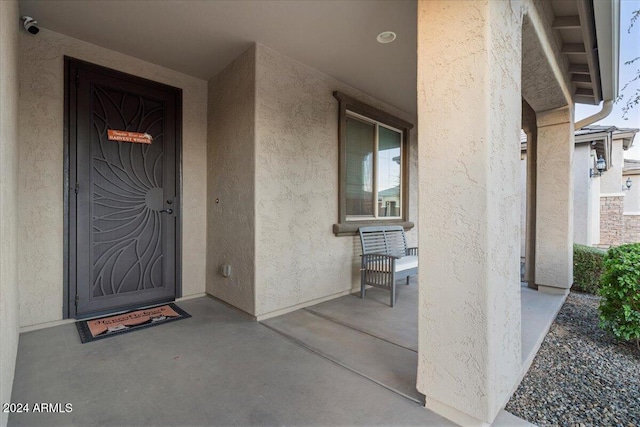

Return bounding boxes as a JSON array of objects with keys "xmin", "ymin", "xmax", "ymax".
[{"xmin": 333, "ymin": 221, "xmax": 415, "ymax": 236}]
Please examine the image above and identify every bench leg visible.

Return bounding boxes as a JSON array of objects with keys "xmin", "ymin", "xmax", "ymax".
[
  {"xmin": 360, "ymin": 271, "xmax": 366, "ymax": 300},
  {"xmin": 406, "ymin": 276, "xmax": 410, "ymax": 286},
  {"xmin": 390, "ymin": 283, "xmax": 395, "ymax": 307}
]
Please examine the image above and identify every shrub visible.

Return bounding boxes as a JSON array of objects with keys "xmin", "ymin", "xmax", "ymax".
[
  {"xmin": 598, "ymin": 243, "xmax": 640, "ymax": 349},
  {"xmin": 573, "ymin": 244, "xmax": 606, "ymax": 294}
]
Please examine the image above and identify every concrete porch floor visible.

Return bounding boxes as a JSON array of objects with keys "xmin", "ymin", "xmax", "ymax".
[
  {"xmin": 9, "ymin": 282, "xmax": 565, "ymax": 426},
  {"xmin": 262, "ymin": 281, "xmax": 565, "ymax": 426},
  {"xmin": 9, "ymin": 296, "xmax": 451, "ymax": 426}
]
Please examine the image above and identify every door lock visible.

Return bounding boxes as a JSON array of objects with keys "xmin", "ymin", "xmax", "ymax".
[{"xmin": 160, "ymin": 208, "xmax": 173, "ymax": 214}]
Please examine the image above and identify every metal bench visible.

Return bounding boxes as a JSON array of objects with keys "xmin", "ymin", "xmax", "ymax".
[{"xmin": 358, "ymin": 225, "xmax": 418, "ymax": 307}]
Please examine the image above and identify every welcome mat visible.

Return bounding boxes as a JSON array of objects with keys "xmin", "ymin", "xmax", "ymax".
[{"xmin": 75, "ymin": 303, "xmax": 191, "ymax": 343}]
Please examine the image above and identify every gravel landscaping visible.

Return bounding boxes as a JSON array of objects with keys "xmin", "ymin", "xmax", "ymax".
[{"xmin": 506, "ymin": 292, "xmax": 640, "ymax": 426}]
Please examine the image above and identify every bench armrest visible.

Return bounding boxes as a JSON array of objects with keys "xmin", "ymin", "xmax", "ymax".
[
  {"xmin": 406, "ymin": 247, "xmax": 418, "ymax": 256},
  {"xmin": 361, "ymin": 253, "xmax": 399, "ymax": 273}
]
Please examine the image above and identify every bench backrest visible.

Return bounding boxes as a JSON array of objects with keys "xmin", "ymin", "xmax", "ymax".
[{"xmin": 358, "ymin": 226, "xmax": 407, "ymax": 258}]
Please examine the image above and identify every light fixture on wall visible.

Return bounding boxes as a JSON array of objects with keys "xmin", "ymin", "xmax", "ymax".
[
  {"xmin": 590, "ymin": 155, "xmax": 606, "ymax": 177},
  {"xmin": 623, "ymin": 177, "xmax": 632, "ymax": 191}
]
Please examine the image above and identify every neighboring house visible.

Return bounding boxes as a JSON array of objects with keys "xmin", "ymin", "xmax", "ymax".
[
  {"xmin": 378, "ymin": 186, "xmax": 402, "ymax": 217},
  {"xmin": 620, "ymin": 158, "xmax": 640, "ymax": 243},
  {"xmin": 623, "ymin": 159, "xmax": 640, "ymax": 216},
  {"xmin": 0, "ymin": 1, "xmax": 621, "ymax": 425},
  {"xmin": 582, "ymin": 126, "xmax": 640, "ymax": 247}
]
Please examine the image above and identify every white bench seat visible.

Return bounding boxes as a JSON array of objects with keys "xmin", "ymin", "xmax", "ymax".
[{"xmin": 366, "ymin": 255, "xmax": 418, "ymax": 273}]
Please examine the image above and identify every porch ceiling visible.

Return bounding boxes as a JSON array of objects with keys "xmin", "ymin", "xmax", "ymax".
[
  {"xmin": 18, "ymin": 0, "xmax": 615, "ymax": 116},
  {"xmin": 18, "ymin": 0, "xmax": 417, "ymax": 115},
  {"xmin": 522, "ymin": 0, "xmax": 610, "ymax": 112},
  {"xmin": 549, "ymin": 0, "xmax": 604, "ymax": 105}
]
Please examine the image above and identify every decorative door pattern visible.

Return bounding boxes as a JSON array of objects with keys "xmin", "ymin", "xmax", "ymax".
[
  {"xmin": 91, "ymin": 87, "xmax": 165, "ymax": 297},
  {"xmin": 70, "ymin": 59, "xmax": 181, "ymax": 317}
]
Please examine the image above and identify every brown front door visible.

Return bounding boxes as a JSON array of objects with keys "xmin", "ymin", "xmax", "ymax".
[{"xmin": 66, "ymin": 58, "xmax": 182, "ymax": 318}]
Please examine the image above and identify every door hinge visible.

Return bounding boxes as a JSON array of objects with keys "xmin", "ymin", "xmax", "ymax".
[
  {"xmin": 75, "ymin": 294, "xmax": 79, "ymax": 307},
  {"xmin": 74, "ymin": 182, "xmax": 79, "ymax": 194},
  {"xmin": 76, "ymin": 73, "xmax": 79, "ymax": 86}
]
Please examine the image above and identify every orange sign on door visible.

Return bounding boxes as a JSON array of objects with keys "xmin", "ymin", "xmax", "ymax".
[{"xmin": 107, "ymin": 129, "xmax": 153, "ymax": 144}]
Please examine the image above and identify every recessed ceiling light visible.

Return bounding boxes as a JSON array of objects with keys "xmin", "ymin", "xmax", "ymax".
[{"xmin": 377, "ymin": 31, "xmax": 396, "ymax": 44}]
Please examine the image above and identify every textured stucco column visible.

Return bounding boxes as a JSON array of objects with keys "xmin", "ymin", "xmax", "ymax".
[
  {"xmin": 535, "ymin": 107, "xmax": 574, "ymax": 294},
  {"xmin": 417, "ymin": 1, "xmax": 522, "ymax": 425}
]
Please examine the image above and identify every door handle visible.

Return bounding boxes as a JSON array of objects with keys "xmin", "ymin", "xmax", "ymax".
[{"xmin": 160, "ymin": 208, "xmax": 173, "ymax": 214}]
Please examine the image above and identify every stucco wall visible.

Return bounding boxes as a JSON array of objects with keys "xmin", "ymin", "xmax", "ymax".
[
  {"xmin": 573, "ymin": 144, "xmax": 591, "ymax": 245},
  {"xmin": 590, "ymin": 166, "xmax": 601, "ymax": 245},
  {"xmin": 417, "ymin": 0, "xmax": 522, "ymax": 423},
  {"xmin": 207, "ymin": 46, "xmax": 256, "ymax": 315},
  {"xmin": 205, "ymin": 43, "xmax": 417, "ymax": 317},
  {"xmin": 601, "ymin": 139, "xmax": 624, "ymax": 194},
  {"xmin": 536, "ymin": 107, "xmax": 574, "ymax": 291},
  {"xmin": 520, "ymin": 1, "xmax": 573, "ymax": 112},
  {"xmin": 526, "ymin": 139, "xmax": 591, "ymax": 253},
  {"xmin": 0, "ymin": 0, "xmax": 20, "ymax": 423},
  {"xmin": 18, "ymin": 29, "xmax": 208, "ymax": 327},
  {"xmin": 253, "ymin": 44, "xmax": 417, "ymax": 317},
  {"xmin": 521, "ymin": 154, "xmax": 527, "ymax": 256},
  {"xmin": 623, "ymin": 174, "xmax": 640, "ymax": 213}
]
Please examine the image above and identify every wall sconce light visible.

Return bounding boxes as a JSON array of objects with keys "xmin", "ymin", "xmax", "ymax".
[
  {"xmin": 623, "ymin": 177, "xmax": 632, "ymax": 191},
  {"xmin": 590, "ymin": 155, "xmax": 606, "ymax": 177}
]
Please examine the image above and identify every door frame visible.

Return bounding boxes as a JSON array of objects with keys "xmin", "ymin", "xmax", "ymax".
[{"xmin": 63, "ymin": 56, "xmax": 183, "ymax": 319}]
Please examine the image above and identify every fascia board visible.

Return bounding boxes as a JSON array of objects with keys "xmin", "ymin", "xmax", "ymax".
[
  {"xmin": 592, "ymin": 0, "xmax": 620, "ymax": 100},
  {"xmin": 575, "ymin": 132, "xmax": 609, "ymax": 143},
  {"xmin": 613, "ymin": 131, "xmax": 639, "ymax": 140}
]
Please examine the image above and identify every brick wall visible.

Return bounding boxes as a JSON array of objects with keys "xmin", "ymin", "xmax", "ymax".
[
  {"xmin": 600, "ymin": 196, "xmax": 640, "ymax": 246},
  {"xmin": 624, "ymin": 214, "xmax": 640, "ymax": 244},
  {"xmin": 600, "ymin": 196, "xmax": 624, "ymax": 246}
]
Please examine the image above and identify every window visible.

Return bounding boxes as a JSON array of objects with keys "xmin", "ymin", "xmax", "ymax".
[
  {"xmin": 346, "ymin": 113, "xmax": 402, "ymax": 219},
  {"xmin": 333, "ymin": 91, "xmax": 414, "ymax": 235}
]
